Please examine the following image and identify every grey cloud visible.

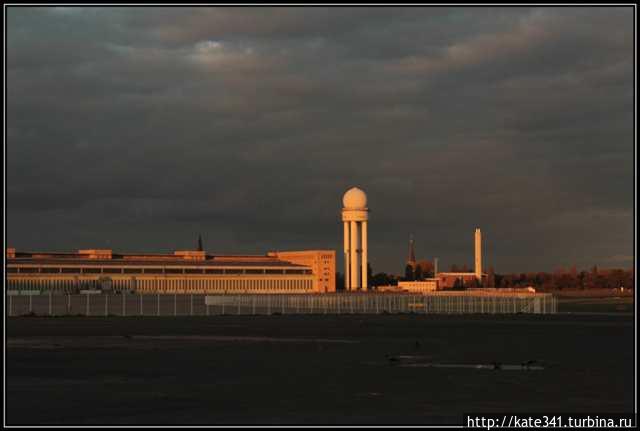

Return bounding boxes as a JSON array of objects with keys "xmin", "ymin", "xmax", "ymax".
[{"xmin": 6, "ymin": 6, "xmax": 634, "ymax": 273}]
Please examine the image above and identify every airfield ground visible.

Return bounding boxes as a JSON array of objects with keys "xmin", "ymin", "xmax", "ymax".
[{"xmin": 6, "ymin": 298, "xmax": 634, "ymax": 425}]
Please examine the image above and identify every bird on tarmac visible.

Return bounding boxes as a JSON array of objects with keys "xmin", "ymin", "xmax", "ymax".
[{"xmin": 386, "ymin": 354, "xmax": 400, "ymax": 365}]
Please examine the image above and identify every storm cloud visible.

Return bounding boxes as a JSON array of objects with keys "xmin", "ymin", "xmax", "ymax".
[{"xmin": 6, "ymin": 6, "xmax": 634, "ymax": 273}]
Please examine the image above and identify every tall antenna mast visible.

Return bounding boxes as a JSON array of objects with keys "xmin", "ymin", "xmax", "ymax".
[{"xmin": 408, "ymin": 234, "xmax": 416, "ymax": 266}]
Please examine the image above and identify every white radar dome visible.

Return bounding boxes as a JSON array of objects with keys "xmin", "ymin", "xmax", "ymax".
[{"xmin": 342, "ymin": 187, "xmax": 367, "ymax": 209}]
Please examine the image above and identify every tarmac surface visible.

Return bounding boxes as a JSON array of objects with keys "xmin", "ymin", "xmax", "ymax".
[{"xmin": 6, "ymin": 312, "xmax": 635, "ymax": 425}]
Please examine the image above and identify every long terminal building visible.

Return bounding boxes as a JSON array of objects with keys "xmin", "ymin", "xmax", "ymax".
[{"xmin": 5, "ymin": 248, "xmax": 336, "ymax": 294}]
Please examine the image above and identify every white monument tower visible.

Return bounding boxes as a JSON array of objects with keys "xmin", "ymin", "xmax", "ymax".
[
  {"xmin": 342, "ymin": 187, "xmax": 369, "ymax": 291},
  {"xmin": 475, "ymin": 228, "xmax": 482, "ymax": 281}
]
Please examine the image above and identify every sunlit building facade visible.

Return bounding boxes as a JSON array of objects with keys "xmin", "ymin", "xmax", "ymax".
[
  {"xmin": 5, "ymin": 248, "xmax": 335, "ymax": 294},
  {"xmin": 268, "ymin": 250, "xmax": 336, "ymax": 293},
  {"xmin": 397, "ymin": 280, "xmax": 438, "ymax": 292}
]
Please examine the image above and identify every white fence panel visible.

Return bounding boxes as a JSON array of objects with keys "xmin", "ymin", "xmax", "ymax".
[{"xmin": 7, "ymin": 292, "xmax": 557, "ymax": 316}]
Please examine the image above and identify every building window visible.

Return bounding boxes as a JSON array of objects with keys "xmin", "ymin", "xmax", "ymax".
[
  {"xmin": 144, "ymin": 268, "xmax": 163, "ymax": 274},
  {"xmin": 83, "ymin": 268, "xmax": 102, "ymax": 274},
  {"xmin": 103, "ymin": 268, "xmax": 122, "ymax": 274},
  {"xmin": 205, "ymin": 269, "xmax": 223, "ymax": 274},
  {"xmin": 61, "ymin": 268, "xmax": 81, "ymax": 274},
  {"xmin": 165, "ymin": 268, "xmax": 183, "ymax": 274},
  {"xmin": 185, "ymin": 269, "xmax": 203, "ymax": 274},
  {"xmin": 225, "ymin": 268, "xmax": 242, "ymax": 274},
  {"xmin": 245, "ymin": 269, "xmax": 264, "ymax": 274},
  {"xmin": 41, "ymin": 267, "xmax": 60, "ymax": 273},
  {"xmin": 124, "ymin": 268, "xmax": 143, "ymax": 274},
  {"xmin": 19, "ymin": 267, "xmax": 39, "ymax": 273}
]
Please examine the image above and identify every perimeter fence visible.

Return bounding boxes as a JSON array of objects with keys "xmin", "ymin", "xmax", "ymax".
[{"xmin": 6, "ymin": 291, "xmax": 557, "ymax": 316}]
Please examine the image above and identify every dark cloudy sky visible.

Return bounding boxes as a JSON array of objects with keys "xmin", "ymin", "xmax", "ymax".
[{"xmin": 6, "ymin": 6, "xmax": 635, "ymax": 274}]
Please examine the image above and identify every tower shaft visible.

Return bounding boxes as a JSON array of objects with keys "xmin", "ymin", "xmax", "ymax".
[
  {"xmin": 350, "ymin": 221, "xmax": 359, "ymax": 289},
  {"xmin": 341, "ymin": 187, "xmax": 369, "ymax": 291},
  {"xmin": 361, "ymin": 221, "xmax": 368, "ymax": 290},
  {"xmin": 475, "ymin": 228, "xmax": 482, "ymax": 280},
  {"xmin": 343, "ymin": 222, "xmax": 350, "ymax": 290}
]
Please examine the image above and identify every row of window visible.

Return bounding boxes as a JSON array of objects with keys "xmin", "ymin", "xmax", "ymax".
[
  {"xmin": 7, "ymin": 267, "xmax": 312, "ymax": 275},
  {"xmin": 7, "ymin": 277, "xmax": 315, "ymax": 292}
]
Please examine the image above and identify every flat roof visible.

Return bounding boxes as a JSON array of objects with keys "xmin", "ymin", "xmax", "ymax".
[
  {"xmin": 7, "ymin": 250, "xmax": 309, "ymax": 268},
  {"xmin": 7, "ymin": 259, "xmax": 307, "ymax": 268}
]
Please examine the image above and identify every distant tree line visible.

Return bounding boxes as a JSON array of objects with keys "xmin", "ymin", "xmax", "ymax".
[
  {"xmin": 336, "ymin": 263, "xmax": 397, "ymax": 290},
  {"xmin": 490, "ymin": 265, "xmax": 634, "ymax": 290},
  {"xmin": 420, "ymin": 264, "xmax": 634, "ymax": 291},
  {"xmin": 336, "ymin": 263, "xmax": 400, "ymax": 290},
  {"xmin": 402, "ymin": 260, "xmax": 435, "ymax": 281},
  {"xmin": 338, "ymin": 264, "xmax": 634, "ymax": 291}
]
